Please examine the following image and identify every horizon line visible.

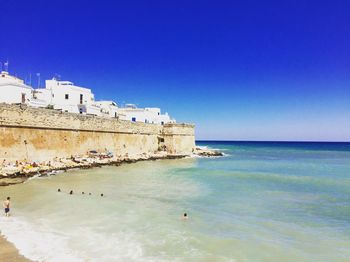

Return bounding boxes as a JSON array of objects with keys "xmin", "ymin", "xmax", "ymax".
[{"xmin": 196, "ymin": 140, "xmax": 350, "ymax": 143}]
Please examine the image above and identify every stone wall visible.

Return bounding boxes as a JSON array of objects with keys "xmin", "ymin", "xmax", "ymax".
[
  {"xmin": 162, "ymin": 124, "xmax": 196, "ymax": 154},
  {"xmin": 0, "ymin": 104, "xmax": 195, "ymax": 162}
]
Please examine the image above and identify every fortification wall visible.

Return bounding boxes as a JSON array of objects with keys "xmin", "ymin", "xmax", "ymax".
[
  {"xmin": 0, "ymin": 104, "xmax": 195, "ymax": 162},
  {"xmin": 162, "ymin": 124, "xmax": 196, "ymax": 154}
]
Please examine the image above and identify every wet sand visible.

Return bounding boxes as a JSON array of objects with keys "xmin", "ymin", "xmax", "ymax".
[{"xmin": 0, "ymin": 235, "xmax": 31, "ymax": 262}]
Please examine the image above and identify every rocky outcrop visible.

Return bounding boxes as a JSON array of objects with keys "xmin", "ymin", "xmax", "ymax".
[
  {"xmin": 0, "ymin": 146, "xmax": 224, "ymax": 186},
  {"xmin": 194, "ymin": 147, "xmax": 224, "ymax": 157},
  {"xmin": 0, "ymin": 152, "xmax": 191, "ymax": 186}
]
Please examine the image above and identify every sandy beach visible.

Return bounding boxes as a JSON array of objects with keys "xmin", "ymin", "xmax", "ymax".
[{"xmin": 0, "ymin": 235, "xmax": 31, "ymax": 262}]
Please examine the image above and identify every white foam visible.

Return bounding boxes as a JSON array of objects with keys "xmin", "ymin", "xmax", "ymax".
[
  {"xmin": 196, "ymin": 145, "xmax": 209, "ymax": 150},
  {"xmin": 220, "ymin": 152, "xmax": 231, "ymax": 157},
  {"xmin": 0, "ymin": 215, "xmax": 150, "ymax": 262},
  {"xmin": 25, "ymin": 173, "xmax": 41, "ymax": 182},
  {"xmin": 196, "ymin": 145, "xmax": 229, "ymax": 151},
  {"xmin": 0, "ymin": 216, "xmax": 84, "ymax": 262}
]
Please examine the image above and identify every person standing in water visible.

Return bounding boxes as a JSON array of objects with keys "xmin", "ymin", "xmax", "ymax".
[{"xmin": 3, "ymin": 197, "xmax": 10, "ymax": 217}]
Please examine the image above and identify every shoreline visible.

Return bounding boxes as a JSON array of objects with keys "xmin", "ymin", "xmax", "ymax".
[
  {"xmin": 0, "ymin": 235, "xmax": 32, "ymax": 262},
  {"xmin": 0, "ymin": 155, "xmax": 187, "ymax": 262},
  {"xmin": 0, "ymin": 154, "xmax": 187, "ymax": 187},
  {"xmin": 0, "ymin": 146, "xmax": 222, "ymax": 261},
  {"xmin": 0, "ymin": 147, "xmax": 223, "ymax": 187}
]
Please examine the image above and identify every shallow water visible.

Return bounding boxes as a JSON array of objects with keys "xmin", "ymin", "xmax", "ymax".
[{"xmin": 1, "ymin": 141, "xmax": 350, "ymax": 261}]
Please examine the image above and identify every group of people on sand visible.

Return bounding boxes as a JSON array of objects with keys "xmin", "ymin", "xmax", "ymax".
[
  {"xmin": 57, "ymin": 189, "xmax": 104, "ymax": 197},
  {"xmin": 2, "ymin": 159, "xmax": 49, "ymax": 169}
]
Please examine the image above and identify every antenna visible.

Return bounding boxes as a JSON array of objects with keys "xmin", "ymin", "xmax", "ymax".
[
  {"xmin": 36, "ymin": 73, "xmax": 41, "ymax": 88},
  {"xmin": 54, "ymin": 73, "xmax": 61, "ymax": 80}
]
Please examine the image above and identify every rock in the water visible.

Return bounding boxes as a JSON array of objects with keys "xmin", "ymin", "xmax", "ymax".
[{"xmin": 194, "ymin": 147, "xmax": 224, "ymax": 157}]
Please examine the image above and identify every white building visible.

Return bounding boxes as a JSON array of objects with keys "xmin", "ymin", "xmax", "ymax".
[
  {"xmin": 0, "ymin": 68, "xmax": 175, "ymax": 124},
  {"xmin": 0, "ymin": 71, "xmax": 33, "ymax": 104},
  {"xmin": 95, "ymin": 101, "xmax": 119, "ymax": 118},
  {"xmin": 36, "ymin": 78, "xmax": 98, "ymax": 115},
  {"xmin": 117, "ymin": 104, "xmax": 175, "ymax": 124}
]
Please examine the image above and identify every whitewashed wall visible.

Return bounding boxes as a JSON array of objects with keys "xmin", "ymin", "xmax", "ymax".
[
  {"xmin": 117, "ymin": 107, "xmax": 173, "ymax": 124},
  {"xmin": 45, "ymin": 79, "xmax": 95, "ymax": 113},
  {"xmin": 0, "ymin": 71, "xmax": 33, "ymax": 104}
]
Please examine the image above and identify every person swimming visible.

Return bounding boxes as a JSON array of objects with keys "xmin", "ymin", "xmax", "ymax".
[
  {"xmin": 101, "ymin": 194, "xmax": 104, "ymax": 197},
  {"xmin": 58, "ymin": 189, "xmax": 61, "ymax": 192},
  {"xmin": 69, "ymin": 190, "xmax": 73, "ymax": 195},
  {"xmin": 82, "ymin": 192, "xmax": 85, "ymax": 195},
  {"xmin": 182, "ymin": 213, "xmax": 188, "ymax": 220}
]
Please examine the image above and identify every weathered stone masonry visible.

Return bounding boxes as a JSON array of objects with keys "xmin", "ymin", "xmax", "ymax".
[{"xmin": 0, "ymin": 104, "xmax": 195, "ymax": 162}]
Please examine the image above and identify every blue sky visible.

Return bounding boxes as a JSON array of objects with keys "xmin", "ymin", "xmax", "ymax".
[{"xmin": 1, "ymin": 0, "xmax": 349, "ymax": 141}]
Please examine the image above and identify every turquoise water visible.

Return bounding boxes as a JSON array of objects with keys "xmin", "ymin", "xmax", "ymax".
[{"xmin": 1, "ymin": 141, "xmax": 350, "ymax": 261}]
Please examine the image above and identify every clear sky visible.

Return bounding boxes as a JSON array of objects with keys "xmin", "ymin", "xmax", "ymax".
[{"xmin": 1, "ymin": 0, "xmax": 349, "ymax": 141}]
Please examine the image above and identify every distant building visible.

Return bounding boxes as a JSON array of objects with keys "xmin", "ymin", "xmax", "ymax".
[
  {"xmin": 95, "ymin": 101, "xmax": 119, "ymax": 118},
  {"xmin": 117, "ymin": 104, "xmax": 175, "ymax": 125},
  {"xmin": 0, "ymin": 71, "xmax": 33, "ymax": 104},
  {"xmin": 0, "ymin": 68, "xmax": 175, "ymax": 124}
]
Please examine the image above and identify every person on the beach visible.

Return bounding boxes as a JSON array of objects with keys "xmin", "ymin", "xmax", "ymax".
[{"xmin": 3, "ymin": 197, "xmax": 10, "ymax": 217}]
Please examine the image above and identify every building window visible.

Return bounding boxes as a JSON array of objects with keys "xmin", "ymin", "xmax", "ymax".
[
  {"xmin": 80, "ymin": 94, "xmax": 83, "ymax": 104},
  {"xmin": 65, "ymin": 94, "xmax": 69, "ymax": 100},
  {"xmin": 132, "ymin": 117, "xmax": 136, "ymax": 122}
]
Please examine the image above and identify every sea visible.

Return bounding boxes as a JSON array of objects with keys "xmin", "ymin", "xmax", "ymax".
[{"xmin": 1, "ymin": 141, "xmax": 350, "ymax": 262}]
